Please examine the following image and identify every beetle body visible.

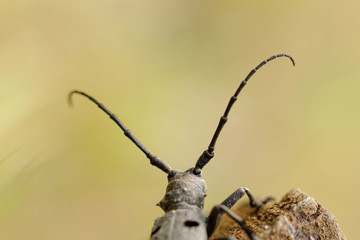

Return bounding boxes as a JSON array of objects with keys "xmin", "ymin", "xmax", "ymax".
[{"xmin": 151, "ymin": 169, "xmax": 207, "ymax": 239}]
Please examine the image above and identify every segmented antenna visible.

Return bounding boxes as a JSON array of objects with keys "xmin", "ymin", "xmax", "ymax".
[
  {"xmin": 68, "ymin": 90, "xmax": 173, "ymax": 174},
  {"xmin": 194, "ymin": 54, "xmax": 295, "ymax": 172}
]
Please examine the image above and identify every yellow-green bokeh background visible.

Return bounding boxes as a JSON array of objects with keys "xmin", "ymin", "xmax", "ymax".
[{"xmin": 1, "ymin": 1, "xmax": 359, "ymax": 239}]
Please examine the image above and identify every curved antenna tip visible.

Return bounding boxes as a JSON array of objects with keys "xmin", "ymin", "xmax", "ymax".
[
  {"xmin": 286, "ymin": 54, "xmax": 296, "ymax": 66},
  {"xmin": 68, "ymin": 90, "xmax": 81, "ymax": 107}
]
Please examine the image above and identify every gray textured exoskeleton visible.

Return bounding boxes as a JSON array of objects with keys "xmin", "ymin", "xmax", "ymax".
[{"xmin": 69, "ymin": 54, "xmax": 295, "ymax": 240}]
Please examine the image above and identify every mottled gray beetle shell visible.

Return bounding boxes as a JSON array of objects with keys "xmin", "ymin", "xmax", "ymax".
[{"xmin": 151, "ymin": 209, "xmax": 207, "ymax": 240}]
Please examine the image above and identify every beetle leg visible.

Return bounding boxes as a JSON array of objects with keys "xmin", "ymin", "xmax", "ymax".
[
  {"xmin": 242, "ymin": 188, "xmax": 274, "ymax": 208},
  {"xmin": 207, "ymin": 205, "xmax": 259, "ymax": 240},
  {"xmin": 207, "ymin": 188, "xmax": 272, "ymax": 239},
  {"xmin": 220, "ymin": 187, "xmax": 273, "ymax": 209},
  {"xmin": 220, "ymin": 188, "xmax": 246, "ymax": 208}
]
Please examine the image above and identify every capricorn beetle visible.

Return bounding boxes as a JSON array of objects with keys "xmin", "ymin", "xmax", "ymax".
[{"xmin": 69, "ymin": 53, "xmax": 295, "ymax": 240}]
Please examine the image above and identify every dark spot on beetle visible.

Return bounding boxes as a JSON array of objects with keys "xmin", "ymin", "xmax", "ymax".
[
  {"xmin": 167, "ymin": 170, "xmax": 176, "ymax": 180},
  {"xmin": 192, "ymin": 168, "xmax": 201, "ymax": 175},
  {"xmin": 184, "ymin": 220, "xmax": 199, "ymax": 227}
]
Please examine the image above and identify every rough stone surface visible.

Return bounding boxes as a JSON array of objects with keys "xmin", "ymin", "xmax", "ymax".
[{"xmin": 210, "ymin": 188, "xmax": 346, "ymax": 240}]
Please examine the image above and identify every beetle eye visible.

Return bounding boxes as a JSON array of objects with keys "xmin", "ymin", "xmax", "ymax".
[
  {"xmin": 167, "ymin": 171, "xmax": 176, "ymax": 179},
  {"xmin": 193, "ymin": 167, "xmax": 201, "ymax": 175}
]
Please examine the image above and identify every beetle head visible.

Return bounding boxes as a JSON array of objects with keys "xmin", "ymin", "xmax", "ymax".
[{"xmin": 157, "ymin": 168, "xmax": 207, "ymax": 212}]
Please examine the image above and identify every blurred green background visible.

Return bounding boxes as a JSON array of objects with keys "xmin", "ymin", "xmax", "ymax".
[{"xmin": 1, "ymin": 0, "xmax": 359, "ymax": 239}]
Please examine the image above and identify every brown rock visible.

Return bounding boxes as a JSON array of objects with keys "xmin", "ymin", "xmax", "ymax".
[{"xmin": 210, "ymin": 188, "xmax": 346, "ymax": 240}]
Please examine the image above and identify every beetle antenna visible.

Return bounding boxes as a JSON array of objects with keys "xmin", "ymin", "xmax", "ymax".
[
  {"xmin": 194, "ymin": 54, "xmax": 295, "ymax": 172},
  {"xmin": 69, "ymin": 90, "xmax": 173, "ymax": 174}
]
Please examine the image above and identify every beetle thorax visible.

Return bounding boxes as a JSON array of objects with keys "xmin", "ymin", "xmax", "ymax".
[{"xmin": 157, "ymin": 169, "xmax": 207, "ymax": 213}]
